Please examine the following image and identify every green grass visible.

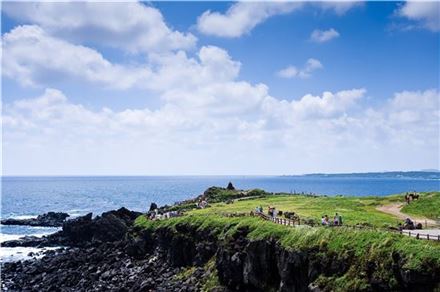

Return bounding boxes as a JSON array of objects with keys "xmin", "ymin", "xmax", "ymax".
[
  {"xmin": 188, "ymin": 194, "xmax": 404, "ymax": 227},
  {"xmin": 187, "ymin": 191, "xmax": 440, "ymax": 227},
  {"xmin": 135, "ymin": 213, "xmax": 440, "ymax": 272},
  {"xmin": 401, "ymin": 192, "xmax": 440, "ymax": 220}
]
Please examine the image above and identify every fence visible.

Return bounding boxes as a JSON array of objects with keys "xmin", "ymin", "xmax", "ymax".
[
  {"xmin": 253, "ymin": 211, "xmax": 440, "ymax": 241},
  {"xmin": 399, "ymin": 230, "xmax": 440, "ymax": 241}
]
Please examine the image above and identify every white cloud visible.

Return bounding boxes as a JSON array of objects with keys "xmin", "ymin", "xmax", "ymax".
[
  {"xmin": 310, "ymin": 28, "xmax": 340, "ymax": 43},
  {"xmin": 2, "ymin": 25, "xmax": 244, "ymax": 95},
  {"xmin": 262, "ymin": 88, "xmax": 366, "ymax": 123},
  {"xmin": 317, "ymin": 2, "xmax": 363, "ymax": 15},
  {"xmin": 197, "ymin": 2, "xmax": 303, "ymax": 37},
  {"xmin": 277, "ymin": 66, "xmax": 299, "ymax": 78},
  {"xmin": 387, "ymin": 89, "xmax": 440, "ymax": 125},
  {"xmin": 396, "ymin": 1, "xmax": 440, "ymax": 32},
  {"xmin": 196, "ymin": 1, "xmax": 361, "ymax": 38},
  {"xmin": 4, "ymin": 88, "xmax": 438, "ymax": 174},
  {"xmin": 2, "ymin": 2, "xmax": 197, "ymax": 53},
  {"xmin": 2, "ymin": 25, "xmax": 152, "ymax": 89},
  {"xmin": 277, "ymin": 58, "xmax": 323, "ymax": 79}
]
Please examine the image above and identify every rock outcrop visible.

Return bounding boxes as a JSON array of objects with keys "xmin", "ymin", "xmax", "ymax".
[
  {"xmin": 1, "ymin": 212, "xmax": 70, "ymax": 227},
  {"xmin": 2, "ymin": 207, "xmax": 142, "ymax": 248}
]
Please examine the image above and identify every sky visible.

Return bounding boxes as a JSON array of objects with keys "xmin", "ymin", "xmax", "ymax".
[{"xmin": 1, "ymin": 1, "xmax": 439, "ymax": 175}]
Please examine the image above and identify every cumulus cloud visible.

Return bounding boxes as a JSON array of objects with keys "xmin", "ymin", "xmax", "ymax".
[
  {"xmin": 310, "ymin": 28, "xmax": 340, "ymax": 43},
  {"xmin": 4, "ymin": 87, "xmax": 438, "ymax": 174},
  {"xmin": 2, "ymin": 2, "xmax": 196, "ymax": 53},
  {"xmin": 2, "ymin": 25, "xmax": 244, "ymax": 95},
  {"xmin": 2, "ymin": 25, "xmax": 152, "ymax": 89},
  {"xmin": 197, "ymin": 1, "xmax": 360, "ymax": 37},
  {"xmin": 396, "ymin": 1, "xmax": 440, "ymax": 32},
  {"xmin": 197, "ymin": 2, "xmax": 303, "ymax": 37},
  {"xmin": 277, "ymin": 58, "xmax": 323, "ymax": 79}
]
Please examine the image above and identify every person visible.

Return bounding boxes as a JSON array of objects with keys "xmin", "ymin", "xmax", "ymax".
[
  {"xmin": 338, "ymin": 213, "xmax": 343, "ymax": 225},
  {"xmin": 321, "ymin": 216, "xmax": 327, "ymax": 226},
  {"xmin": 405, "ymin": 193, "xmax": 410, "ymax": 204},
  {"xmin": 324, "ymin": 215, "xmax": 329, "ymax": 225},
  {"xmin": 334, "ymin": 213, "xmax": 340, "ymax": 226},
  {"xmin": 272, "ymin": 207, "xmax": 277, "ymax": 219}
]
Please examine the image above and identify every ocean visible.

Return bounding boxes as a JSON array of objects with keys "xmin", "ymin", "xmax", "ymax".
[{"xmin": 1, "ymin": 174, "xmax": 439, "ymax": 262}]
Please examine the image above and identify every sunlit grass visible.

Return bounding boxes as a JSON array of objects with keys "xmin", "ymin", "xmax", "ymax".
[
  {"xmin": 401, "ymin": 192, "xmax": 440, "ymax": 220},
  {"xmin": 187, "ymin": 193, "xmax": 409, "ymax": 227}
]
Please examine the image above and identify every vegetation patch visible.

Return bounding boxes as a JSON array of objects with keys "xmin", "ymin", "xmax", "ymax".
[{"xmin": 401, "ymin": 192, "xmax": 440, "ymax": 220}]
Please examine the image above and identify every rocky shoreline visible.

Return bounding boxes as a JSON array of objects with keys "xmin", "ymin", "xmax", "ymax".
[{"xmin": 1, "ymin": 207, "xmax": 222, "ymax": 291}]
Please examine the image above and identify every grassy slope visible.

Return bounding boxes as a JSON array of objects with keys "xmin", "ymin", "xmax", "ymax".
[
  {"xmin": 135, "ymin": 214, "xmax": 440, "ymax": 290},
  {"xmin": 188, "ymin": 191, "xmax": 440, "ymax": 227},
  {"xmin": 189, "ymin": 193, "xmax": 401, "ymax": 227},
  {"xmin": 135, "ymin": 190, "xmax": 440, "ymax": 290},
  {"xmin": 401, "ymin": 192, "xmax": 440, "ymax": 220}
]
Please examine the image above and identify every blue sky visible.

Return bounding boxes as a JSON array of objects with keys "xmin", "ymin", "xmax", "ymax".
[{"xmin": 1, "ymin": 1, "xmax": 439, "ymax": 175}]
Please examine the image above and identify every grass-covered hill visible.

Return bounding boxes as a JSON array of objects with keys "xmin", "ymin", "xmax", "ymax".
[
  {"xmin": 135, "ymin": 187, "xmax": 440, "ymax": 290},
  {"xmin": 186, "ymin": 187, "xmax": 439, "ymax": 227}
]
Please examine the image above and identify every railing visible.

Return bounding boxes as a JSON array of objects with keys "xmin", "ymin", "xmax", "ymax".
[
  {"xmin": 253, "ymin": 211, "xmax": 440, "ymax": 241},
  {"xmin": 399, "ymin": 230, "xmax": 440, "ymax": 241}
]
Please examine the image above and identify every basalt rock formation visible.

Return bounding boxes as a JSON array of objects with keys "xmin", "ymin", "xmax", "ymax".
[{"xmin": 1, "ymin": 212, "xmax": 70, "ymax": 227}]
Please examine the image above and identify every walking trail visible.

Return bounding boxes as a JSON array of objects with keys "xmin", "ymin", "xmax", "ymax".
[{"xmin": 376, "ymin": 203, "xmax": 437, "ymax": 226}]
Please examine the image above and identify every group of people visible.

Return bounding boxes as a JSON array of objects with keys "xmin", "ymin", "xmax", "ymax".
[
  {"xmin": 255, "ymin": 206, "xmax": 264, "ymax": 213},
  {"xmin": 267, "ymin": 206, "xmax": 278, "ymax": 218},
  {"xmin": 404, "ymin": 192, "xmax": 420, "ymax": 205},
  {"xmin": 254, "ymin": 205, "xmax": 279, "ymax": 219},
  {"xmin": 197, "ymin": 199, "xmax": 208, "ymax": 209},
  {"xmin": 321, "ymin": 213, "xmax": 343, "ymax": 226},
  {"xmin": 148, "ymin": 209, "xmax": 180, "ymax": 220}
]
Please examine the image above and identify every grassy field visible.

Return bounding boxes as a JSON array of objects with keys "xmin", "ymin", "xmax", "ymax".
[
  {"xmin": 187, "ymin": 192, "xmax": 413, "ymax": 227},
  {"xmin": 401, "ymin": 192, "xmax": 440, "ymax": 220}
]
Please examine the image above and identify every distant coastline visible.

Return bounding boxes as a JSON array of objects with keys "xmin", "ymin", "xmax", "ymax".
[{"xmin": 282, "ymin": 170, "xmax": 440, "ymax": 180}]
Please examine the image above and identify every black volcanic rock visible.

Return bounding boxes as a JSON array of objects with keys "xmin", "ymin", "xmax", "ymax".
[
  {"xmin": 2, "ymin": 207, "xmax": 143, "ymax": 248},
  {"xmin": 149, "ymin": 202, "xmax": 158, "ymax": 211},
  {"xmin": 59, "ymin": 207, "xmax": 142, "ymax": 246},
  {"xmin": 227, "ymin": 182, "xmax": 235, "ymax": 190},
  {"xmin": 1, "ymin": 212, "xmax": 70, "ymax": 227}
]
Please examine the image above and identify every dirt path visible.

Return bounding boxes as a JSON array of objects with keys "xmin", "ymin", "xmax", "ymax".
[{"xmin": 376, "ymin": 203, "xmax": 437, "ymax": 226}]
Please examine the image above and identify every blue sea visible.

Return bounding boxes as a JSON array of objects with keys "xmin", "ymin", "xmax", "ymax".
[{"xmin": 1, "ymin": 174, "xmax": 439, "ymax": 262}]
